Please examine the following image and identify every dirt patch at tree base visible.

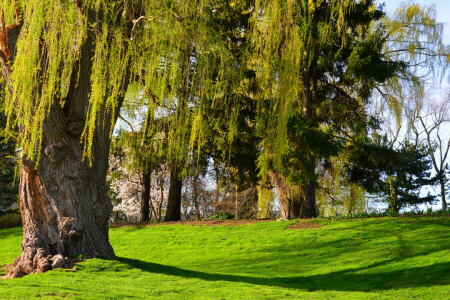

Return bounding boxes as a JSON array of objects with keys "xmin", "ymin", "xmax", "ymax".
[
  {"xmin": 110, "ymin": 219, "xmax": 275, "ymax": 228},
  {"xmin": 287, "ymin": 221, "xmax": 323, "ymax": 229}
]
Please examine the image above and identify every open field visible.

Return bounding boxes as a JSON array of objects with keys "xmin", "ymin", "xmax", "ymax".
[{"xmin": 0, "ymin": 217, "xmax": 449, "ymax": 299}]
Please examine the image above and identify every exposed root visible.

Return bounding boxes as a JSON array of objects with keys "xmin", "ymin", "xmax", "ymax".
[{"xmin": 8, "ymin": 240, "xmax": 86, "ymax": 278}]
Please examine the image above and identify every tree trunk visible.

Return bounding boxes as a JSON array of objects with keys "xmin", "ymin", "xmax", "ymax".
[
  {"xmin": 299, "ymin": 154, "xmax": 317, "ymax": 218},
  {"xmin": 140, "ymin": 170, "xmax": 151, "ymax": 222},
  {"xmin": 214, "ymin": 163, "xmax": 221, "ymax": 206},
  {"xmin": 193, "ymin": 175, "xmax": 201, "ymax": 220},
  {"xmin": 272, "ymin": 173, "xmax": 289, "ymax": 219},
  {"xmin": 235, "ymin": 186, "xmax": 239, "ymax": 220},
  {"xmin": 6, "ymin": 25, "xmax": 126, "ymax": 277},
  {"xmin": 272, "ymin": 172, "xmax": 300, "ymax": 219},
  {"xmin": 440, "ymin": 179, "xmax": 447, "ymax": 210},
  {"xmin": 10, "ymin": 108, "xmax": 115, "ymax": 278},
  {"xmin": 290, "ymin": 193, "xmax": 301, "ymax": 218},
  {"xmin": 164, "ymin": 164, "xmax": 182, "ymax": 221},
  {"xmin": 299, "ymin": 66, "xmax": 318, "ymax": 219},
  {"xmin": 300, "ymin": 181, "xmax": 316, "ymax": 218}
]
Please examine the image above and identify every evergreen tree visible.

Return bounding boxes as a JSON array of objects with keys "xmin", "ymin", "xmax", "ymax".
[
  {"xmin": 253, "ymin": 0, "xmax": 399, "ymax": 218},
  {"xmin": 346, "ymin": 136, "xmax": 437, "ymax": 212}
]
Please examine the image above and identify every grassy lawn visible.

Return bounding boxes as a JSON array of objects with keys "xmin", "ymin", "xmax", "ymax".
[{"xmin": 0, "ymin": 217, "xmax": 449, "ymax": 299}]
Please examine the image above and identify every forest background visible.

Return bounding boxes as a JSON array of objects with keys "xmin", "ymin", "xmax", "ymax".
[{"xmin": 106, "ymin": 0, "xmax": 450, "ymax": 222}]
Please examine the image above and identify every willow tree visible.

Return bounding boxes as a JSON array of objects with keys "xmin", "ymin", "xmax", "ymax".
[
  {"xmin": 373, "ymin": 2, "xmax": 450, "ymax": 210},
  {"xmin": 251, "ymin": 0, "xmax": 401, "ymax": 218},
  {"xmin": 1, "ymin": 0, "xmax": 238, "ymax": 277}
]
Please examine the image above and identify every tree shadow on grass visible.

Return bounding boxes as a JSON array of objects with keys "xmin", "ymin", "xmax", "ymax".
[
  {"xmin": 118, "ymin": 257, "xmax": 450, "ymax": 292},
  {"xmin": 0, "ymin": 227, "xmax": 23, "ymax": 239}
]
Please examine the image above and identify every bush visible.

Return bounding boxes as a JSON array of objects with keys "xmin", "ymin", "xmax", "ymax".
[
  {"xmin": 0, "ymin": 210, "xmax": 22, "ymax": 228},
  {"xmin": 209, "ymin": 212, "xmax": 235, "ymax": 220},
  {"xmin": 318, "ymin": 208, "xmax": 450, "ymax": 220}
]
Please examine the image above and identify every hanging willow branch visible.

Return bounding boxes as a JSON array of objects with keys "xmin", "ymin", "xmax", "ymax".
[{"xmin": 2, "ymin": 0, "xmax": 243, "ymax": 166}]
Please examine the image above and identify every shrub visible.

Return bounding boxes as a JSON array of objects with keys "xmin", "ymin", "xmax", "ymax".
[
  {"xmin": 318, "ymin": 208, "xmax": 450, "ymax": 220},
  {"xmin": 209, "ymin": 212, "xmax": 235, "ymax": 220},
  {"xmin": 0, "ymin": 210, "xmax": 22, "ymax": 228}
]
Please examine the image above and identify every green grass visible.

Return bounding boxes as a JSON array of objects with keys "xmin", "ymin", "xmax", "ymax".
[{"xmin": 0, "ymin": 217, "xmax": 449, "ymax": 299}]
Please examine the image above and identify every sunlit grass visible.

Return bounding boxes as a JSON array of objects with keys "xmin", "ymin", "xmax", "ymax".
[{"xmin": 0, "ymin": 217, "xmax": 449, "ymax": 299}]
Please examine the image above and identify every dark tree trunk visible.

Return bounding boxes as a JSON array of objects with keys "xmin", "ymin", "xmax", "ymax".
[
  {"xmin": 298, "ymin": 67, "xmax": 318, "ymax": 219},
  {"xmin": 164, "ymin": 164, "xmax": 182, "ymax": 221},
  {"xmin": 10, "ymin": 106, "xmax": 116, "ymax": 278},
  {"xmin": 290, "ymin": 193, "xmax": 301, "ymax": 218},
  {"xmin": 6, "ymin": 25, "xmax": 127, "ymax": 277},
  {"xmin": 348, "ymin": 186, "xmax": 356, "ymax": 215},
  {"xmin": 141, "ymin": 170, "xmax": 151, "ymax": 222},
  {"xmin": 299, "ymin": 154, "xmax": 317, "ymax": 218},
  {"xmin": 300, "ymin": 181, "xmax": 317, "ymax": 218}
]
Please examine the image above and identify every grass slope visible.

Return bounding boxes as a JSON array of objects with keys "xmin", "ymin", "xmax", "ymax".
[{"xmin": 0, "ymin": 217, "xmax": 449, "ymax": 299}]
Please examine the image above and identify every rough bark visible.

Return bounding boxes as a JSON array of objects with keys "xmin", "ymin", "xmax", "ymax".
[
  {"xmin": 5, "ymin": 18, "xmax": 127, "ymax": 277},
  {"xmin": 140, "ymin": 170, "xmax": 151, "ymax": 222},
  {"xmin": 10, "ymin": 105, "xmax": 116, "ymax": 278},
  {"xmin": 164, "ymin": 164, "xmax": 182, "ymax": 221}
]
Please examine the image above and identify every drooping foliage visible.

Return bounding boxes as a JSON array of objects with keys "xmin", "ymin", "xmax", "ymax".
[
  {"xmin": 316, "ymin": 157, "xmax": 368, "ymax": 216},
  {"xmin": 250, "ymin": 0, "xmax": 399, "ymax": 182},
  {"xmin": 3, "ymin": 0, "xmax": 243, "ymax": 166},
  {"xmin": 372, "ymin": 2, "xmax": 450, "ymax": 144}
]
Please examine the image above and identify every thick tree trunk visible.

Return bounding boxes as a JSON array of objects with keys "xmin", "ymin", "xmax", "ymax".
[
  {"xmin": 440, "ymin": 180, "xmax": 447, "ymax": 211},
  {"xmin": 10, "ymin": 107, "xmax": 115, "ymax": 278},
  {"xmin": 300, "ymin": 180, "xmax": 317, "ymax": 218},
  {"xmin": 272, "ymin": 173, "xmax": 289, "ymax": 219},
  {"xmin": 300, "ymin": 154, "xmax": 317, "ymax": 218},
  {"xmin": 6, "ymin": 19, "xmax": 127, "ymax": 276},
  {"xmin": 164, "ymin": 164, "xmax": 182, "ymax": 221},
  {"xmin": 141, "ymin": 170, "xmax": 151, "ymax": 222}
]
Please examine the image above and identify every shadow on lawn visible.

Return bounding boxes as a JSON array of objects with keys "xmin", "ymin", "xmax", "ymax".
[
  {"xmin": 118, "ymin": 257, "xmax": 449, "ymax": 292},
  {"xmin": 0, "ymin": 227, "xmax": 23, "ymax": 239}
]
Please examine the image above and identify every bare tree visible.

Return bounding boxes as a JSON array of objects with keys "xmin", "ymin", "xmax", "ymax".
[{"xmin": 411, "ymin": 93, "xmax": 450, "ymax": 210}]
